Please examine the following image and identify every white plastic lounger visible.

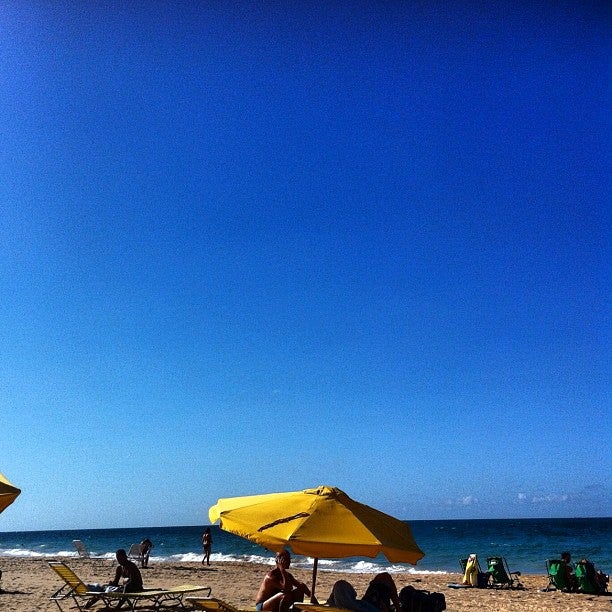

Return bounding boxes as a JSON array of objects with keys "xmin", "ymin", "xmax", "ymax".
[{"xmin": 72, "ymin": 539, "xmax": 111, "ymax": 569}]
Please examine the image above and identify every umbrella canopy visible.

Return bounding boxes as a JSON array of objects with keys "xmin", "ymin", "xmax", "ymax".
[
  {"xmin": 0, "ymin": 471, "xmax": 21, "ymax": 514},
  {"xmin": 209, "ymin": 485, "xmax": 424, "ymax": 597},
  {"xmin": 209, "ymin": 485, "xmax": 423, "ymax": 562}
]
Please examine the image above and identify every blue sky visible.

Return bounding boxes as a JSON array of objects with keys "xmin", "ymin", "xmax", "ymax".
[{"xmin": 1, "ymin": 1, "xmax": 609, "ymax": 532}]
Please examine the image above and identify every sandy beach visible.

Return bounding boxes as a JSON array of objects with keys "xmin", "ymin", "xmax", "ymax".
[{"xmin": 0, "ymin": 557, "xmax": 610, "ymax": 611}]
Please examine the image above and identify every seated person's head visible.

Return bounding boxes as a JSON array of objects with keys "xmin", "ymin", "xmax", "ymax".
[
  {"xmin": 561, "ymin": 552, "xmax": 571, "ymax": 563},
  {"xmin": 116, "ymin": 549, "xmax": 128, "ymax": 564},
  {"xmin": 275, "ymin": 550, "xmax": 291, "ymax": 568},
  {"xmin": 329, "ymin": 580, "xmax": 358, "ymax": 609},
  {"xmin": 363, "ymin": 581, "xmax": 392, "ymax": 612}
]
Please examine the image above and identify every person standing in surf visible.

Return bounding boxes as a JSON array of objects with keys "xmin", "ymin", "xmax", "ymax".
[{"xmin": 202, "ymin": 527, "xmax": 212, "ymax": 566}]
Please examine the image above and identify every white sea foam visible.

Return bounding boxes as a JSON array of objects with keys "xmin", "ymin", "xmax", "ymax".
[
  {"xmin": 0, "ymin": 548, "xmax": 115, "ymax": 560},
  {"xmin": 167, "ymin": 552, "xmax": 203, "ymax": 563},
  {"xmin": 145, "ymin": 552, "xmax": 276, "ymax": 565},
  {"xmin": 0, "ymin": 548, "xmax": 46, "ymax": 558},
  {"xmin": 292, "ymin": 557, "xmax": 448, "ymax": 576},
  {"xmin": 0, "ymin": 546, "xmax": 449, "ymax": 574}
]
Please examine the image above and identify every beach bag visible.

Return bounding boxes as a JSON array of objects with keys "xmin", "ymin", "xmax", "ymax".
[
  {"xmin": 399, "ymin": 585, "xmax": 446, "ymax": 612},
  {"xmin": 477, "ymin": 572, "xmax": 490, "ymax": 588},
  {"xmin": 428, "ymin": 593, "xmax": 446, "ymax": 612}
]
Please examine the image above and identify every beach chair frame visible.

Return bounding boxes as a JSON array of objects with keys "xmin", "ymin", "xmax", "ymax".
[
  {"xmin": 186, "ymin": 597, "xmax": 258, "ymax": 612},
  {"xmin": 544, "ymin": 559, "xmax": 572, "ymax": 592},
  {"xmin": 575, "ymin": 560, "xmax": 608, "ymax": 595},
  {"xmin": 128, "ymin": 542, "xmax": 144, "ymax": 564},
  {"xmin": 50, "ymin": 560, "xmax": 211, "ymax": 611},
  {"xmin": 72, "ymin": 539, "xmax": 111, "ymax": 570},
  {"xmin": 486, "ymin": 556, "xmax": 523, "ymax": 589},
  {"xmin": 48, "ymin": 560, "xmax": 105, "ymax": 612},
  {"xmin": 96, "ymin": 584, "xmax": 212, "ymax": 610},
  {"xmin": 295, "ymin": 604, "xmax": 353, "ymax": 612}
]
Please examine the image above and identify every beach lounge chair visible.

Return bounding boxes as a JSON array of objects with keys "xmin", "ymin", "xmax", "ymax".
[
  {"xmin": 72, "ymin": 539, "xmax": 110, "ymax": 569},
  {"xmin": 186, "ymin": 600, "xmax": 346, "ymax": 612},
  {"xmin": 128, "ymin": 542, "xmax": 143, "ymax": 563},
  {"xmin": 50, "ymin": 560, "xmax": 212, "ymax": 611},
  {"xmin": 186, "ymin": 597, "xmax": 257, "ymax": 612},
  {"xmin": 294, "ymin": 604, "xmax": 353, "ymax": 612},
  {"xmin": 486, "ymin": 556, "xmax": 522, "ymax": 589},
  {"xmin": 49, "ymin": 560, "xmax": 106, "ymax": 611},
  {"xmin": 98, "ymin": 584, "xmax": 212, "ymax": 610},
  {"xmin": 575, "ymin": 559, "xmax": 609, "ymax": 594},
  {"xmin": 544, "ymin": 559, "xmax": 573, "ymax": 592}
]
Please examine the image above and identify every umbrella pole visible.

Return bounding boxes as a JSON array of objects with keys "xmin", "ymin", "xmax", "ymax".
[{"xmin": 310, "ymin": 558, "xmax": 318, "ymax": 602}]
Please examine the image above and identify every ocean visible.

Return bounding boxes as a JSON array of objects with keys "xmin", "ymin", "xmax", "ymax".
[{"xmin": 0, "ymin": 518, "xmax": 609, "ymax": 576}]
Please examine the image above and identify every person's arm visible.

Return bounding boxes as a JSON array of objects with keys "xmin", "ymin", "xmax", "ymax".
[
  {"xmin": 109, "ymin": 566, "xmax": 122, "ymax": 587},
  {"xmin": 123, "ymin": 565, "xmax": 140, "ymax": 590},
  {"xmin": 295, "ymin": 579, "xmax": 311, "ymax": 596},
  {"xmin": 282, "ymin": 570, "xmax": 311, "ymax": 596}
]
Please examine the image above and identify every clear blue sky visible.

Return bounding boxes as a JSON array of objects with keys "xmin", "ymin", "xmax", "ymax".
[{"xmin": 1, "ymin": 1, "xmax": 609, "ymax": 532}]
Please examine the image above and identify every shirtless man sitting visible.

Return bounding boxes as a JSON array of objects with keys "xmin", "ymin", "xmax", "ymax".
[
  {"xmin": 255, "ymin": 550, "xmax": 311, "ymax": 612},
  {"xmin": 85, "ymin": 548, "xmax": 143, "ymax": 609}
]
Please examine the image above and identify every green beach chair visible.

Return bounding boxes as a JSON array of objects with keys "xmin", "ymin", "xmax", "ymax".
[
  {"xmin": 545, "ymin": 559, "xmax": 573, "ymax": 592},
  {"xmin": 575, "ymin": 559, "xmax": 608, "ymax": 595},
  {"xmin": 486, "ymin": 556, "xmax": 522, "ymax": 589}
]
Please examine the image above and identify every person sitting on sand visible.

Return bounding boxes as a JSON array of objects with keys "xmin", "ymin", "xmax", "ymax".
[
  {"xmin": 140, "ymin": 538, "xmax": 153, "ymax": 568},
  {"xmin": 578, "ymin": 558, "xmax": 609, "ymax": 593},
  {"xmin": 328, "ymin": 574, "xmax": 400, "ymax": 612},
  {"xmin": 327, "ymin": 580, "xmax": 378, "ymax": 612},
  {"xmin": 255, "ymin": 549, "xmax": 311, "ymax": 612},
  {"xmin": 560, "ymin": 551, "xmax": 577, "ymax": 592},
  {"xmin": 362, "ymin": 573, "xmax": 401, "ymax": 612}
]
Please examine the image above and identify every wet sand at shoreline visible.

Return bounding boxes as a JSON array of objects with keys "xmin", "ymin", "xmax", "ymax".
[{"xmin": 0, "ymin": 557, "xmax": 610, "ymax": 611}]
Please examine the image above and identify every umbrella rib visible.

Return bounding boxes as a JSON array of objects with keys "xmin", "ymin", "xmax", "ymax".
[{"xmin": 258, "ymin": 512, "xmax": 310, "ymax": 532}]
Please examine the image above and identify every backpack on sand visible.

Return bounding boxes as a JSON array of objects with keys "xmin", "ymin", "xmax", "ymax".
[{"xmin": 399, "ymin": 585, "xmax": 446, "ymax": 612}]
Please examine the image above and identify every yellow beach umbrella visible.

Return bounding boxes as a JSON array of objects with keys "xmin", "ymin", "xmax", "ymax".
[
  {"xmin": 0, "ymin": 471, "xmax": 21, "ymax": 514},
  {"xmin": 209, "ymin": 485, "xmax": 424, "ymax": 598}
]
